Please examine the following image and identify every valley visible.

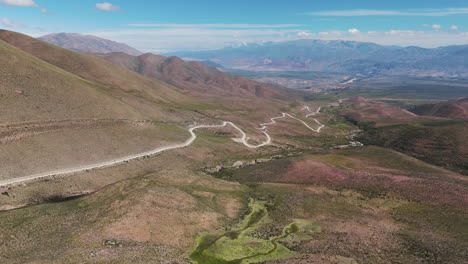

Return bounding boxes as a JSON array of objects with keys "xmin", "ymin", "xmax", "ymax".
[{"xmin": 0, "ymin": 27, "xmax": 467, "ymax": 264}]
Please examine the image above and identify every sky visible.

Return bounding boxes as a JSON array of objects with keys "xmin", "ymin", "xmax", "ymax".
[{"xmin": 1, "ymin": 0, "xmax": 468, "ymax": 53}]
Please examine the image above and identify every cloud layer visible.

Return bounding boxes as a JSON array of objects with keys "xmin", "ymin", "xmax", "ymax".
[
  {"xmin": 128, "ymin": 24, "xmax": 302, "ymax": 29},
  {"xmin": 306, "ymin": 8, "xmax": 468, "ymax": 16},
  {"xmin": 0, "ymin": 0, "xmax": 37, "ymax": 7},
  {"xmin": 0, "ymin": 0, "xmax": 50, "ymax": 13},
  {"xmin": 87, "ymin": 24, "xmax": 468, "ymax": 53}
]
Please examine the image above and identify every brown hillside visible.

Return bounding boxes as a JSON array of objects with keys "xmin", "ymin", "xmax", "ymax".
[
  {"xmin": 340, "ymin": 98, "xmax": 468, "ymax": 174},
  {"xmin": 411, "ymin": 97, "xmax": 468, "ymax": 120},
  {"xmin": 0, "ymin": 37, "xmax": 143, "ymax": 122},
  {"xmin": 0, "ymin": 30, "xmax": 187, "ymax": 106},
  {"xmin": 97, "ymin": 52, "xmax": 298, "ymax": 99},
  {"xmin": 0, "ymin": 31, "xmax": 210, "ymax": 181}
]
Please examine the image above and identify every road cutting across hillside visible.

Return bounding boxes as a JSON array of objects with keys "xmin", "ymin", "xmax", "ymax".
[{"xmin": 0, "ymin": 102, "xmax": 335, "ymax": 187}]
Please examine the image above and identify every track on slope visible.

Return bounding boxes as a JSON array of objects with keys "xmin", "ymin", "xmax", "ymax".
[{"xmin": 0, "ymin": 101, "xmax": 338, "ymax": 187}]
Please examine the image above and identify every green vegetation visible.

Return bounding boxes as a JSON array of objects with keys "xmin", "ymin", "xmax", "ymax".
[
  {"xmin": 358, "ymin": 121, "xmax": 468, "ymax": 174},
  {"xmin": 306, "ymin": 154, "xmax": 358, "ymax": 169},
  {"xmin": 189, "ymin": 199, "xmax": 318, "ymax": 264},
  {"xmin": 393, "ymin": 203, "xmax": 468, "ymax": 263}
]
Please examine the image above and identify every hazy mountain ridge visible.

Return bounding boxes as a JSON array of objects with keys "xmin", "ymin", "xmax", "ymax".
[
  {"xmin": 39, "ymin": 33, "xmax": 143, "ymax": 56},
  {"xmin": 166, "ymin": 39, "xmax": 468, "ymax": 77}
]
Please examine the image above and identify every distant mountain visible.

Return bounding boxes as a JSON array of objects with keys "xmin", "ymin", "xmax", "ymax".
[
  {"xmin": 96, "ymin": 52, "xmax": 296, "ymax": 99},
  {"xmin": 166, "ymin": 39, "xmax": 468, "ymax": 77},
  {"xmin": 38, "ymin": 33, "xmax": 143, "ymax": 56},
  {"xmin": 411, "ymin": 97, "xmax": 468, "ymax": 120}
]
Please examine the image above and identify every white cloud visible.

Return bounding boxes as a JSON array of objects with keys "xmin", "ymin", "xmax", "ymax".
[
  {"xmin": 348, "ymin": 28, "xmax": 360, "ymax": 34},
  {"xmin": 129, "ymin": 24, "xmax": 301, "ymax": 29},
  {"xmin": 423, "ymin": 24, "xmax": 442, "ymax": 30},
  {"xmin": 0, "ymin": 0, "xmax": 38, "ymax": 7},
  {"xmin": 96, "ymin": 2, "xmax": 119, "ymax": 11},
  {"xmin": 1, "ymin": 17, "xmax": 24, "ymax": 28},
  {"xmin": 40, "ymin": 8, "xmax": 51, "ymax": 14},
  {"xmin": 306, "ymin": 8, "xmax": 468, "ymax": 16},
  {"xmin": 297, "ymin": 31, "xmax": 313, "ymax": 37},
  {"xmin": 450, "ymin": 25, "xmax": 459, "ymax": 30},
  {"xmin": 0, "ymin": 0, "xmax": 50, "ymax": 14}
]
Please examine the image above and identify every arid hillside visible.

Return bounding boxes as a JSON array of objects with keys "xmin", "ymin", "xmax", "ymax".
[
  {"xmin": 0, "ymin": 31, "xmax": 211, "ymax": 181},
  {"xmin": 0, "ymin": 29, "xmax": 315, "ymax": 184},
  {"xmin": 340, "ymin": 98, "xmax": 468, "ymax": 174},
  {"xmin": 0, "ymin": 30, "xmax": 188, "ymax": 107},
  {"xmin": 97, "ymin": 52, "xmax": 298, "ymax": 99}
]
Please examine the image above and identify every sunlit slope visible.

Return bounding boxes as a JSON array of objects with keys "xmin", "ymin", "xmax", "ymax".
[
  {"xmin": 97, "ymin": 52, "xmax": 302, "ymax": 100},
  {"xmin": 0, "ymin": 34, "xmax": 199, "ymax": 181},
  {"xmin": 0, "ymin": 30, "xmax": 189, "ymax": 108},
  {"xmin": 0, "ymin": 38, "xmax": 145, "ymax": 122}
]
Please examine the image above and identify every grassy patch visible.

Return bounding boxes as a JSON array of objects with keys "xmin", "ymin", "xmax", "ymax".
[
  {"xmin": 392, "ymin": 203, "xmax": 468, "ymax": 263},
  {"xmin": 306, "ymin": 154, "xmax": 358, "ymax": 169},
  {"xmin": 340, "ymin": 146, "xmax": 446, "ymax": 174},
  {"xmin": 358, "ymin": 121, "xmax": 468, "ymax": 174},
  {"xmin": 189, "ymin": 199, "xmax": 318, "ymax": 264}
]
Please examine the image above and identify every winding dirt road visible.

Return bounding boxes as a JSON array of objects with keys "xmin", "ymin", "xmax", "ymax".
[
  {"xmin": 0, "ymin": 103, "xmax": 333, "ymax": 187},
  {"xmin": 301, "ymin": 106, "xmax": 326, "ymax": 132}
]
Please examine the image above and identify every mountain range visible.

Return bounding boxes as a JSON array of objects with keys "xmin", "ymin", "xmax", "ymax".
[
  {"xmin": 166, "ymin": 39, "xmax": 468, "ymax": 77},
  {"xmin": 37, "ymin": 33, "xmax": 468, "ymax": 78},
  {"xmin": 38, "ymin": 33, "xmax": 143, "ymax": 56}
]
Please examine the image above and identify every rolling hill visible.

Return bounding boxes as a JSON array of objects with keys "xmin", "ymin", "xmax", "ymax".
[
  {"xmin": 38, "ymin": 33, "xmax": 143, "ymax": 56},
  {"xmin": 411, "ymin": 97, "xmax": 468, "ymax": 119},
  {"xmin": 340, "ymin": 98, "xmax": 468, "ymax": 174}
]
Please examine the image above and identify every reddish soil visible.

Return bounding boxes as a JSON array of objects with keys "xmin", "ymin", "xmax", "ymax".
[
  {"xmin": 97, "ymin": 52, "xmax": 300, "ymax": 100},
  {"xmin": 279, "ymin": 159, "xmax": 468, "ymax": 208}
]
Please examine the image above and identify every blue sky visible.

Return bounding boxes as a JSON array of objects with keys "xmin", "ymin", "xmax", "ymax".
[{"xmin": 1, "ymin": 0, "xmax": 468, "ymax": 52}]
